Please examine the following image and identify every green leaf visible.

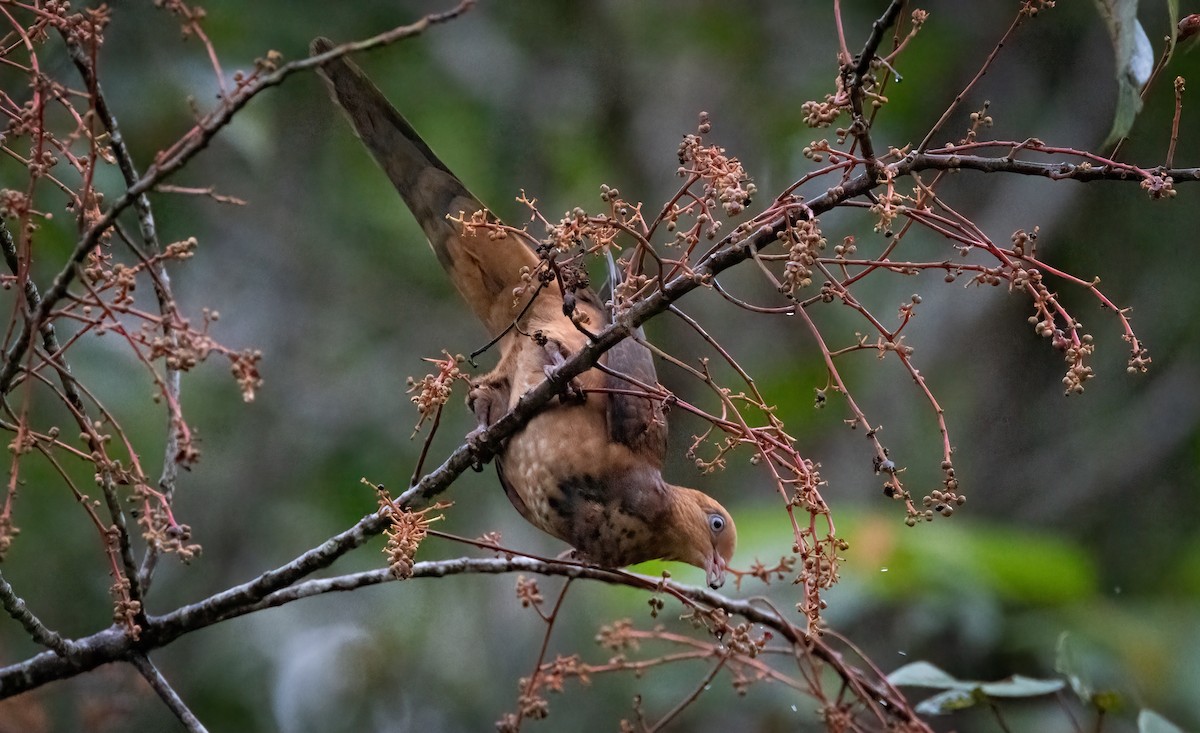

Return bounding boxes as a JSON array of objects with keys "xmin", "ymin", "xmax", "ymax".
[
  {"xmin": 1055, "ymin": 631, "xmax": 1093, "ymax": 700},
  {"xmin": 1138, "ymin": 709, "xmax": 1186, "ymax": 733},
  {"xmin": 1092, "ymin": 0, "xmax": 1151, "ymax": 147},
  {"xmin": 888, "ymin": 661, "xmax": 968, "ymax": 689},
  {"xmin": 1055, "ymin": 636, "xmax": 1127, "ymax": 711},
  {"xmin": 890, "ymin": 662, "xmax": 1063, "ymax": 700},
  {"xmin": 915, "ymin": 689, "xmax": 978, "ymax": 715},
  {"xmin": 978, "ymin": 675, "xmax": 1064, "ymax": 697}
]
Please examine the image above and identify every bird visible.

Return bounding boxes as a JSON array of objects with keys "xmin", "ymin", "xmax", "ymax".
[{"xmin": 311, "ymin": 38, "xmax": 736, "ymax": 588}]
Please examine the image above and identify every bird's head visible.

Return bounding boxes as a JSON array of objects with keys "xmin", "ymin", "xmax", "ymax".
[{"xmin": 666, "ymin": 487, "xmax": 737, "ymax": 589}]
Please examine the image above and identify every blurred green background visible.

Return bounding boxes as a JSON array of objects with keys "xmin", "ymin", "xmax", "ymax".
[{"xmin": 1, "ymin": 1, "xmax": 1198, "ymax": 731}]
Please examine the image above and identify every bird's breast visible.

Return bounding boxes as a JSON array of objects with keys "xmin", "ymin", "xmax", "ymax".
[{"xmin": 498, "ymin": 409, "xmax": 668, "ymax": 567}]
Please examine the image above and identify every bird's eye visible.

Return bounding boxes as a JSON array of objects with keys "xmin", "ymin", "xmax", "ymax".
[{"xmin": 708, "ymin": 513, "xmax": 725, "ymax": 533}]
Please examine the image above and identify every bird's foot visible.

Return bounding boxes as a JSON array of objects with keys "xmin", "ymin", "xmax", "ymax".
[
  {"xmin": 542, "ymin": 340, "xmax": 587, "ymax": 404},
  {"xmin": 467, "ymin": 376, "xmax": 509, "ymax": 427},
  {"xmin": 542, "ymin": 364, "xmax": 586, "ymax": 404},
  {"xmin": 466, "ymin": 426, "xmax": 489, "ymax": 472}
]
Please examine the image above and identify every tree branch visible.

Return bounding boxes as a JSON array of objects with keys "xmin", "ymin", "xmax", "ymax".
[
  {"xmin": 0, "ymin": 556, "xmax": 923, "ymax": 728},
  {"xmin": 130, "ymin": 653, "xmax": 209, "ymax": 733},
  {"xmin": 0, "ymin": 0, "xmax": 476, "ymax": 396},
  {"xmin": 0, "ymin": 136, "xmax": 1186, "ymax": 700},
  {"xmin": 843, "ymin": 0, "xmax": 906, "ymax": 173},
  {"xmin": 64, "ymin": 27, "xmax": 186, "ymax": 598},
  {"xmin": 0, "ymin": 569, "xmax": 75, "ymax": 659}
]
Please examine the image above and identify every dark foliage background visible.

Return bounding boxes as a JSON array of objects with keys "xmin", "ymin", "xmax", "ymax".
[{"xmin": 1, "ymin": 1, "xmax": 1197, "ymax": 731}]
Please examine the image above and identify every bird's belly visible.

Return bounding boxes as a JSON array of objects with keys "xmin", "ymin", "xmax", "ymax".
[
  {"xmin": 500, "ymin": 406, "xmax": 610, "ymax": 531},
  {"xmin": 498, "ymin": 411, "xmax": 663, "ymax": 567}
]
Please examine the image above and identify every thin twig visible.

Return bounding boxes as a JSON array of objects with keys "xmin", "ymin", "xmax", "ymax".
[
  {"xmin": 513, "ymin": 578, "xmax": 574, "ymax": 731},
  {"xmin": 62, "ymin": 34, "xmax": 190, "ymax": 597},
  {"xmin": 645, "ymin": 655, "xmax": 727, "ymax": 732},
  {"xmin": 1166, "ymin": 76, "xmax": 1184, "ymax": 169},
  {"xmin": 0, "ymin": 0, "xmax": 478, "ymax": 396},
  {"xmin": 0, "ymin": 569, "xmax": 74, "ymax": 657},
  {"xmin": 988, "ymin": 698, "xmax": 1014, "ymax": 733},
  {"xmin": 130, "ymin": 653, "xmax": 210, "ymax": 733},
  {"xmin": 0, "ymin": 555, "xmax": 925, "ymax": 730},
  {"xmin": 469, "ymin": 279, "xmax": 548, "ymax": 364},
  {"xmin": 0, "ymin": 219, "xmax": 146, "ymax": 618},
  {"xmin": 410, "ymin": 403, "xmax": 444, "ymax": 487},
  {"xmin": 152, "ymin": 184, "xmax": 247, "ymax": 205},
  {"xmin": 916, "ymin": 8, "xmax": 1028, "ymax": 153},
  {"xmin": 842, "ymin": 0, "xmax": 906, "ymax": 174}
]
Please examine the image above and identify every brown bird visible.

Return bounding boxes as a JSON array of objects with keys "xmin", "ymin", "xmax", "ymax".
[{"xmin": 312, "ymin": 38, "xmax": 736, "ymax": 588}]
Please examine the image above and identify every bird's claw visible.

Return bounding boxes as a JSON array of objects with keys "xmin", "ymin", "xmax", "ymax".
[
  {"xmin": 543, "ymin": 364, "xmax": 587, "ymax": 404},
  {"xmin": 564, "ymin": 378, "xmax": 587, "ymax": 404},
  {"xmin": 466, "ymin": 426, "xmax": 489, "ymax": 472}
]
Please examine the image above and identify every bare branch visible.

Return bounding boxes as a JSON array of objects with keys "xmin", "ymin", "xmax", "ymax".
[
  {"xmin": 0, "ymin": 569, "xmax": 75, "ymax": 658},
  {"xmin": 130, "ymin": 653, "xmax": 209, "ymax": 733},
  {"xmin": 0, "ymin": 555, "xmax": 925, "ymax": 729}
]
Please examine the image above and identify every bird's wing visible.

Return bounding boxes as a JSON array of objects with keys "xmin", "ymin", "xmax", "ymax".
[
  {"xmin": 592, "ymin": 255, "xmax": 668, "ymax": 465},
  {"xmin": 604, "ymin": 333, "xmax": 667, "ymax": 464},
  {"xmin": 311, "ymin": 38, "xmax": 541, "ymax": 337},
  {"xmin": 315, "ymin": 44, "xmax": 735, "ymax": 580}
]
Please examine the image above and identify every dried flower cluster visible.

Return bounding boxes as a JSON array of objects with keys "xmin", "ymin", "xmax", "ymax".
[
  {"xmin": 780, "ymin": 217, "xmax": 827, "ymax": 293},
  {"xmin": 0, "ymin": 0, "xmax": 273, "ymax": 649},
  {"xmin": 677, "ymin": 112, "xmax": 757, "ymax": 218},
  {"xmin": 406, "ymin": 352, "xmax": 468, "ymax": 435},
  {"xmin": 370, "ymin": 480, "xmax": 450, "ymax": 579}
]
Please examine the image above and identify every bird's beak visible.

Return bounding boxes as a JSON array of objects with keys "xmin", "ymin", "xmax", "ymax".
[{"xmin": 706, "ymin": 553, "xmax": 727, "ymax": 589}]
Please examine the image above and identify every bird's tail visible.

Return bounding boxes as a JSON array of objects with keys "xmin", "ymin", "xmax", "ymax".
[{"xmin": 311, "ymin": 37, "xmax": 538, "ymax": 336}]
